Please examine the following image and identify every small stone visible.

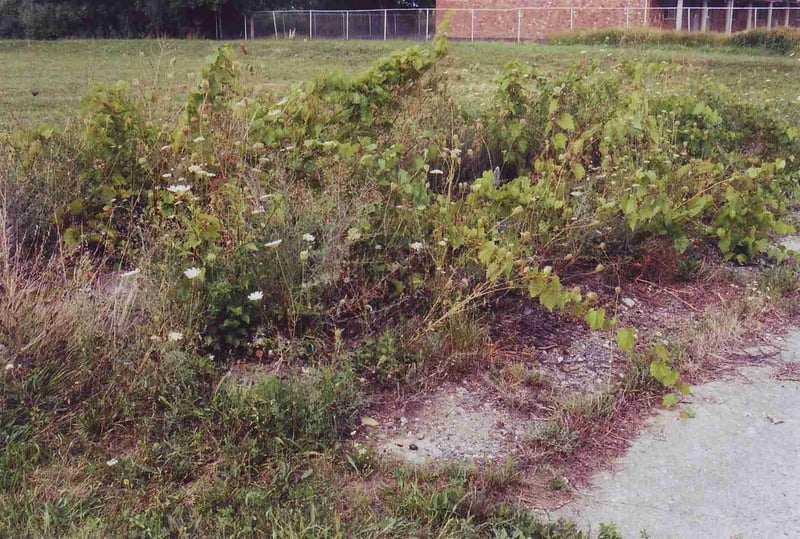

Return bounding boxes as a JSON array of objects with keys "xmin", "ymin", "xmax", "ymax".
[
  {"xmin": 409, "ymin": 443, "xmax": 418, "ymax": 450},
  {"xmin": 400, "ymin": 416, "xmax": 408, "ymax": 425},
  {"xmin": 622, "ymin": 297, "xmax": 635, "ymax": 308},
  {"xmin": 417, "ymin": 433, "xmax": 425, "ymax": 440}
]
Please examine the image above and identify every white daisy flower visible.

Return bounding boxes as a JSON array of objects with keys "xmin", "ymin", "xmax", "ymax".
[
  {"xmin": 106, "ymin": 458, "xmax": 119, "ymax": 467},
  {"xmin": 302, "ymin": 233, "xmax": 315, "ymax": 242},
  {"xmin": 264, "ymin": 239, "xmax": 282, "ymax": 248},
  {"xmin": 121, "ymin": 268, "xmax": 141, "ymax": 278},
  {"xmin": 5, "ymin": 363, "xmax": 14, "ymax": 371},
  {"xmin": 161, "ymin": 173, "xmax": 173, "ymax": 179},
  {"xmin": 248, "ymin": 291, "xmax": 264, "ymax": 302},
  {"xmin": 168, "ymin": 332, "xmax": 184, "ymax": 342},
  {"xmin": 409, "ymin": 241, "xmax": 424, "ymax": 252},
  {"xmin": 167, "ymin": 184, "xmax": 192, "ymax": 194},
  {"xmin": 430, "ymin": 169, "xmax": 444, "ymax": 175},
  {"xmin": 193, "ymin": 136, "xmax": 206, "ymax": 143}
]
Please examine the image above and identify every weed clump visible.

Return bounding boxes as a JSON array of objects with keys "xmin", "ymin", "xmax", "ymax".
[{"xmin": 1, "ymin": 35, "xmax": 798, "ymax": 536}]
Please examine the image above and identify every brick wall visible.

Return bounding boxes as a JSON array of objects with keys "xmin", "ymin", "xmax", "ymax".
[
  {"xmin": 437, "ymin": 0, "xmax": 800, "ymax": 39},
  {"xmin": 437, "ymin": 0, "xmax": 648, "ymax": 40}
]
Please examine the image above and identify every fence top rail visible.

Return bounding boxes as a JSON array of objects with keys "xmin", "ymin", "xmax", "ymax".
[{"xmin": 257, "ymin": 6, "xmax": 800, "ymax": 15}]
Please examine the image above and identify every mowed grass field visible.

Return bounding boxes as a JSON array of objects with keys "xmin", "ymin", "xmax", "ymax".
[{"xmin": 2, "ymin": 38, "xmax": 800, "ymax": 129}]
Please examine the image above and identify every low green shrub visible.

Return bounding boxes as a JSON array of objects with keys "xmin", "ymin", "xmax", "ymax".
[
  {"xmin": 551, "ymin": 27, "xmax": 800, "ymax": 55},
  {"xmin": 731, "ymin": 27, "xmax": 800, "ymax": 54}
]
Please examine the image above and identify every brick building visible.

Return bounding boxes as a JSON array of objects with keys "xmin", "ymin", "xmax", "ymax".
[{"xmin": 436, "ymin": 0, "xmax": 800, "ymax": 40}]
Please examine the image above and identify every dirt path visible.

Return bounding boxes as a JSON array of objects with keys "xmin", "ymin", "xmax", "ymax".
[{"xmin": 554, "ymin": 329, "xmax": 800, "ymax": 538}]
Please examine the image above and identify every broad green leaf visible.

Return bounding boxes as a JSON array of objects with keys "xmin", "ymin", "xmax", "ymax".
[
  {"xmin": 585, "ymin": 308, "xmax": 606, "ymax": 331},
  {"xmin": 556, "ymin": 112, "xmax": 575, "ymax": 132},
  {"xmin": 673, "ymin": 235, "xmax": 690, "ymax": 254},
  {"xmin": 616, "ymin": 328, "xmax": 635, "ymax": 352},
  {"xmin": 662, "ymin": 393, "xmax": 680, "ymax": 408},
  {"xmin": 552, "ymin": 132, "xmax": 567, "ymax": 151},
  {"xmin": 572, "ymin": 163, "xmax": 586, "ymax": 180}
]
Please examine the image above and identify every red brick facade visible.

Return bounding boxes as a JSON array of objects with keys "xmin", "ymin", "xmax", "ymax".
[
  {"xmin": 437, "ymin": 0, "xmax": 648, "ymax": 40},
  {"xmin": 436, "ymin": 0, "xmax": 800, "ymax": 39}
]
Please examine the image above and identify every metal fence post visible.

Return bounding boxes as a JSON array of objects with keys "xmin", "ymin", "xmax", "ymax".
[
  {"xmin": 517, "ymin": 9, "xmax": 522, "ymax": 43},
  {"xmin": 244, "ymin": 15, "xmax": 248, "ymax": 40},
  {"xmin": 471, "ymin": 9, "xmax": 475, "ymax": 41},
  {"xmin": 345, "ymin": 11, "xmax": 349, "ymax": 40},
  {"xmin": 309, "ymin": 11, "xmax": 313, "ymax": 39},
  {"xmin": 644, "ymin": 0, "xmax": 649, "ymax": 26},
  {"xmin": 570, "ymin": 8, "xmax": 575, "ymax": 29},
  {"xmin": 250, "ymin": 16, "xmax": 255, "ymax": 39},
  {"xmin": 426, "ymin": 9, "xmax": 430, "ymax": 41},
  {"xmin": 625, "ymin": 7, "xmax": 630, "ymax": 27},
  {"xmin": 384, "ymin": 9, "xmax": 388, "ymax": 40},
  {"xmin": 272, "ymin": 11, "xmax": 278, "ymax": 38}
]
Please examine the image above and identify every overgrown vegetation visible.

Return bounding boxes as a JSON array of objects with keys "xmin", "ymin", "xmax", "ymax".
[
  {"xmin": 551, "ymin": 27, "xmax": 800, "ymax": 55},
  {"xmin": 1, "ymin": 34, "xmax": 799, "ymax": 536}
]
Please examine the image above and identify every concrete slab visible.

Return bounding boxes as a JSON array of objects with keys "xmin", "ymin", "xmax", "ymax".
[{"xmin": 556, "ymin": 331, "xmax": 800, "ymax": 539}]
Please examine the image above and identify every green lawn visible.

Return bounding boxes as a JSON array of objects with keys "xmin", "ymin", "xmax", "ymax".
[{"xmin": 2, "ymin": 38, "xmax": 800, "ymax": 130}]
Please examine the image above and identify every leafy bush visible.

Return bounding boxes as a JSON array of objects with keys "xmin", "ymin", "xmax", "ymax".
[
  {"xmin": 550, "ymin": 27, "xmax": 731, "ymax": 48},
  {"xmin": 731, "ymin": 27, "xmax": 800, "ymax": 54},
  {"xmin": 2, "ymin": 37, "xmax": 799, "ymax": 536},
  {"xmin": 551, "ymin": 27, "xmax": 800, "ymax": 55}
]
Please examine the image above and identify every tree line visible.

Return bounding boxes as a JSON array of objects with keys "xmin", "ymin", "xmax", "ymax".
[{"xmin": 0, "ymin": 0, "xmax": 434, "ymax": 39}]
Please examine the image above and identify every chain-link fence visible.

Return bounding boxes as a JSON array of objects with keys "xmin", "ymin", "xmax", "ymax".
[{"xmin": 246, "ymin": 7, "xmax": 800, "ymax": 42}]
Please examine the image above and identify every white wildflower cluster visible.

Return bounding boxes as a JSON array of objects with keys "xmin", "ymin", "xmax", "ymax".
[
  {"xmin": 167, "ymin": 184, "xmax": 192, "ymax": 194},
  {"xmin": 188, "ymin": 164, "xmax": 216, "ymax": 178},
  {"xmin": 184, "ymin": 267, "xmax": 202, "ymax": 279}
]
